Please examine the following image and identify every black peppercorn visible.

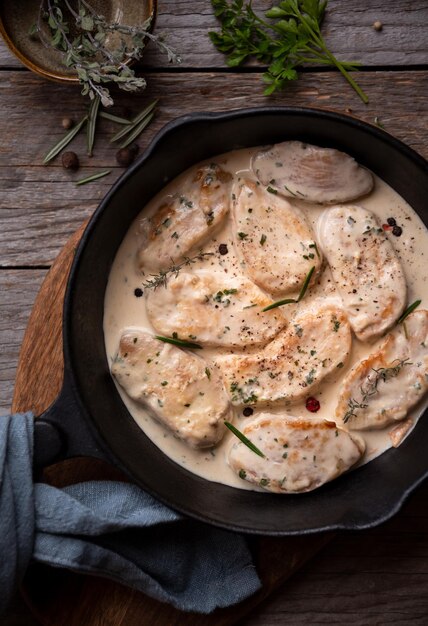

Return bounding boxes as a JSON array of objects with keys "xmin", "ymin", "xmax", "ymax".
[
  {"xmin": 218, "ymin": 243, "xmax": 228, "ymax": 255},
  {"xmin": 116, "ymin": 145, "xmax": 138, "ymax": 167},
  {"xmin": 387, "ymin": 217, "xmax": 396, "ymax": 226},
  {"xmin": 392, "ymin": 225, "xmax": 403, "ymax": 237},
  {"xmin": 61, "ymin": 151, "xmax": 79, "ymax": 171},
  {"xmin": 134, "ymin": 288, "xmax": 143, "ymax": 297},
  {"xmin": 243, "ymin": 407, "xmax": 254, "ymax": 417},
  {"xmin": 61, "ymin": 117, "xmax": 74, "ymax": 130}
]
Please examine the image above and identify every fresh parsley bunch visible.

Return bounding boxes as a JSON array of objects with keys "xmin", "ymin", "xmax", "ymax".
[{"xmin": 210, "ymin": 0, "xmax": 368, "ymax": 103}]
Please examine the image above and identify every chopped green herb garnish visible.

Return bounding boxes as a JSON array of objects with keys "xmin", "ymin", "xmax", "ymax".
[
  {"xmin": 260, "ymin": 234, "xmax": 267, "ymax": 246},
  {"xmin": 238, "ymin": 232, "xmax": 248, "ymax": 240},
  {"xmin": 266, "ymin": 186, "xmax": 277, "ymax": 194},
  {"xmin": 205, "ymin": 367, "xmax": 211, "ymax": 380}
]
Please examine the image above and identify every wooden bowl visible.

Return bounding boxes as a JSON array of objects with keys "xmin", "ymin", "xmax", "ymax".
[{"xmin": 0, "ymin": 0, "xmax": 156, "ymax": 83}]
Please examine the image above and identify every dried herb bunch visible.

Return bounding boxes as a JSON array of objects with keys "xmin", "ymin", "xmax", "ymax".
[{"xmin": 31, "ymin": 0, "xmax": 181, "ymax": 106}]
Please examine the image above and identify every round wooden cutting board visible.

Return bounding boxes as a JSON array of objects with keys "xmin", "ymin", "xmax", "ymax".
[{"xmin": 11, "ymin": 223, "xmax": 331, "ymax": 626}]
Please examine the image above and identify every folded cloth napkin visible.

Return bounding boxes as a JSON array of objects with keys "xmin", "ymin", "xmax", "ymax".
[{"xmin": 0, "ymin": 413, "xmax": 261, "ymax": 614}]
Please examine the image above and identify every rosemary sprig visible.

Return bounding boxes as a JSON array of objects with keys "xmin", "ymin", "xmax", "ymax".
[
  {"xmin": 75, "ymin": 169, "xmax": 111, "ymax": 185},
  {"xmin": 119, "ymin": 112, "xmax": 155, "ymax": 149},
  {"xmin": 343, "ymin": 358, "xmax": 412, "ymax": 423},
  {"xmin": 43, "ymin": 114, "xmax": 87, "ymax": 164},
  {"xmin": 397, "ymin": 300, "xmax": 422, "ymax": 325},
  {"xmin": 224, "ymin": 421, "xmax": 266, "ymax": 458},
  {"xmin": 155, "ymin": 335, "xmax": 203, "ymax": 350},
  {"xmin": 210, "ymin": 0, "xmax": 368, "ymax": 103},
  {"xmin": 143, "ymin": 252, "xmax": 215, "ymax": 290},
  {"xmin": 262, "ymin": 266, "xmax": 315, "ymax": 311}
]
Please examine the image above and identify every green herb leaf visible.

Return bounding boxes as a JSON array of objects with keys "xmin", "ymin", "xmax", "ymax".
[
  {"xmin": 155, "ymin": 335, "xmax": 203, "ymax": 349},
  {"xmin": 397, "ymin": 300, "xmax": 422, "ymax": 325},
  {"xmin": 262, "ymin": 266, "xmax": 315, "ymax": 311},
  {"xmin": 75, "ymin": 169, "xmax": 111, "ymax": 185},
  {"xmin": 43, "ymin": 115, "xmax": 87, "ymax": 164},
  {"xmin": 119, "ymin": 112, "xmax": 155, "ymax": 149},
  {"xmin": 87, "ymin": 95, "xmax": 100, "ymax": 156},
  {"xmin": 297, "ymin": 266, "xmax": 316, "ymax": 301},
  {"xmin": 99, "ymin": 111, "xmax": 132, "ymax": 125},
  {"xmin": 224, "ymin": 421, "xmax": 266, "ymax": 458},
  {"xmin": 110, "ymin": 100, "xmax": 158, "ymax": 143}
]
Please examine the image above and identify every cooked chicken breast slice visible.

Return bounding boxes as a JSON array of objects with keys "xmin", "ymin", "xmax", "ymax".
[
  {"xmin": 111, "ymin": 330, "xmax": 231, "ymax": 448},
  {"xmin": 252, "ymin": 141, "xmax": 373, "ymax": 204},
  {"xmin": 145, "ymin": 271, "xmax": 287, "ymax": 348},
  {"xmin": 228, "ymin": 414, "xmax": 365, "ymax": 493},
  {"xmin": 317, "ymin": 205, "xmax": 406, "ymax": 342},
  {"xmin": 215, "ymin": 306, "xmax": 351, "ymax": 407},
  {"xmin": 336, "ymin": 310, "xmax": 428, "ymax": 430},
  {"xmin": 232, "ymin": 179, "xmax": 322, "ymax": 296},
  {"xmin": 137, "ymin": 163, "xmax": 232, "ymax": 272}
]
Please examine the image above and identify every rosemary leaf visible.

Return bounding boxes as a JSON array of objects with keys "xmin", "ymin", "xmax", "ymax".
[
  {"xmin": 397, "ymin": 300, "xmax": 422, "ymax": 325},
  {"xmin": 262, "ymin": 298, "xmax": 297, "ymax": 312},
  {"xmin": 262, "ymin": 266, "xmax": 315, "ymax": 311},
  {"xmin": 99, "ymin": 111, "xmax": 132, "ymax": 125},
  {"xmin": 110, "ymin": 100, "xmax": 158, "ymax": 143},
  {"xmin": 119, "ymin": 112, "xmax": 155, "ymax": 149},
  {"xmin": 75, "ymin": 170, "xmax": 111, "ymax": 186},
  {"xmin": 297, "ymin": 266, "xmax": 316, "ymax": 301},
  {"xmin": 43, "ymin": 115, "xmax": 87, "ymax": 164},
  {"xmin": 224, "ymin": 421, "xmax": 265, "ymax": 458},
  {"xmin": 155, "ymin": 335, "xmax": 203, "ymax": 350},
  {"xmin": 87, "ymin": 95, "xmax": 101, "ymax": 156}
]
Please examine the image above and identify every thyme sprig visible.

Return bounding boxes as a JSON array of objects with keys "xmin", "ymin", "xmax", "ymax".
[
  {"xmin": 33, "ymin": 0, "xmax": 181, "ymax": 107},
  {"xmin": 210, "ymin": 0, "xmax": 368, "ymax": 103},
  {"xmin": 225, "ymin": 421, "xmax": 266, "ymax": 458},
  {"xmin": 343, "ymin": 358, "xmax": 412, "ymax": 424},
  {"xmin": 142, "ymin": 252, "xmax": 215, "ymax": 290},
  {"xmin": 262, "ymin": 266, "xmax": 315, "ymax": 311}
]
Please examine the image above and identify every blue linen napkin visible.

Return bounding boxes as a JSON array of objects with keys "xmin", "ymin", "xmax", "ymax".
[{"xmin": 0, "ymin": 412, "xmax": 261, "ymax": 614}]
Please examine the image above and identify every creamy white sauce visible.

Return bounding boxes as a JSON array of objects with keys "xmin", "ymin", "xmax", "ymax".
[{"xmin": 103, "ymin": 147, "xmax": 428, "ymax": 491}]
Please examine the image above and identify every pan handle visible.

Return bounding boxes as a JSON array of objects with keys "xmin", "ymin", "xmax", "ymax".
[{"xmin": 33, "ymin": 372, "xmax": 112, "ymax": 472}]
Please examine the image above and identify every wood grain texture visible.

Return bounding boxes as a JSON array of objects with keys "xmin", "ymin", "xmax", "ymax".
[
  {"xmin": 11, "ymin": 222, "xmax": 331, "ymax": 626},
  {"xmin": 1, "ymin": 70, "xmax": 428, "ymax": 267},
  {"xmin": 1, "ymin": 0, "xmax": 428, "ymax": 69}
]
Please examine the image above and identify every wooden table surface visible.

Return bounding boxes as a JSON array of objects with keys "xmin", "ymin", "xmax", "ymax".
[{"xmin": 1, "ymin": 1, "xmax": 428, "ymax": 624}]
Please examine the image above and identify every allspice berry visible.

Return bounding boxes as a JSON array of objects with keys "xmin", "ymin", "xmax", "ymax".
[
  {"xmin": 373, "ymin": 20, "xmax": 383, "ymax": 31},
  {"xmin": 62, "ymin": 151, "xmax": 79, "ymax": 171},
  {"xmin": 116, "ymin": 145, "xmax": 138, "ymax": 167},
  {"xmin": 61, "ymin": 117, "xmax": 74, "ymax": 130}
]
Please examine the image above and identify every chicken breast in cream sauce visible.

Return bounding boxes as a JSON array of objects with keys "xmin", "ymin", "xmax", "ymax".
[
  {"xmin": 104, "ymin": 142, "xmax": 428, "ymax": 493},
  {"xmin": 317, "ymin": 205, "xmax": 407, "ymax": 342},
  {"xmin": 336, "ymin": 310, "xmax": 428, "ymax": 430},
  {"xmin": 252, "ymin": 140, "xmax": 374, "ymax": 204},
  {"xmin": 145, "ymin": 270, "xmax": 287, "ymax": 348},
  {"xmin": 111, "ymin": 330, "xmax": 230, "ymax": 448},
  {"xmin": 137, "ymin": 163, "xmax": 232, "ymax": 272},
  {"xmin": 232, "ymin": 178, "xmax": 322, "ymax": 296},
  {"xmin": 215, "ymin": 306, "xmax": 351, "ymax": 407},
  {"xmin": 228, "ymin": 414, "xmax": 365, "ymax": 493}
]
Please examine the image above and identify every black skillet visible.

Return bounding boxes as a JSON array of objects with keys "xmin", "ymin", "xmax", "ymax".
[{"xmin": 34, "ymin": 107, "xmax": 428, "ymax": 536}]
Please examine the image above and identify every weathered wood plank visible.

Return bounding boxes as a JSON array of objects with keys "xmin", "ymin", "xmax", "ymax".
[
  {"xmin": 0, "ymin": 69, "xmax": 427, "ymax": 266},
  {"xmin": 243, "ymin": 483, "xmax": 428, "ymax": 625},
  {"xmin": 1, "ymin": 0, "xmax": 428, "ymax": 69},
  {"xmin": 0, "ymin": 270, "xmax": 47, "ymax": 412}
]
